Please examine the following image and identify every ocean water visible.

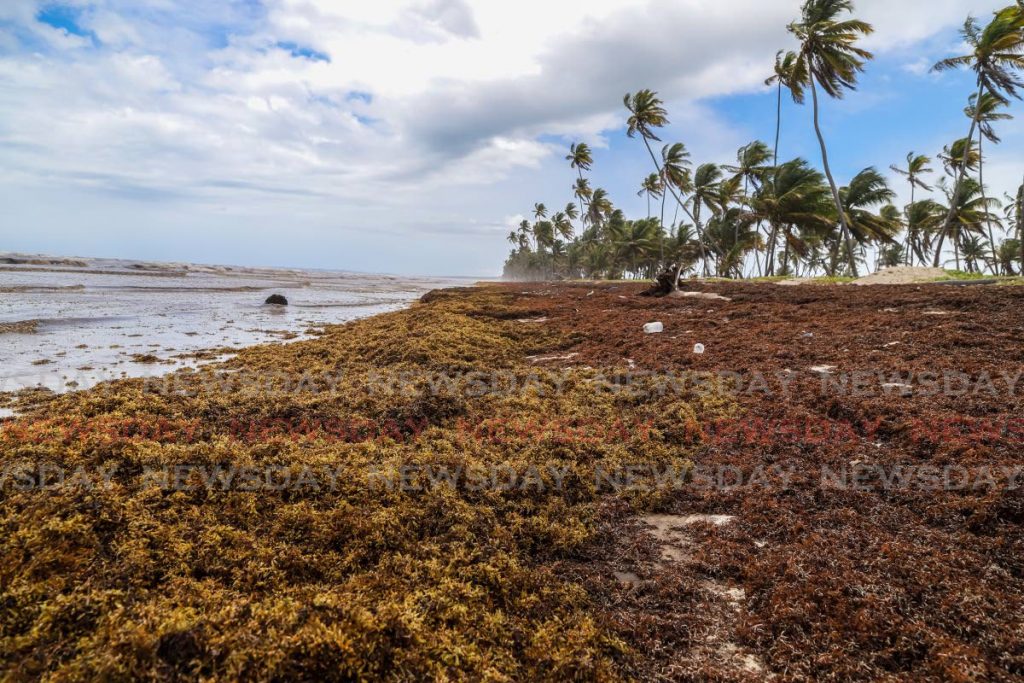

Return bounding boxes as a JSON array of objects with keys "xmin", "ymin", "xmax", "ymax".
[{"xmin": 0, "ymin": 254, "xmax": 468, "ymax": 394}]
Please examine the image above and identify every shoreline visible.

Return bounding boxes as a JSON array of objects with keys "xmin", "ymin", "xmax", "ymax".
[{"xmin": 2, "ymin": 281, "xmax": 1023, "ymax": 679}]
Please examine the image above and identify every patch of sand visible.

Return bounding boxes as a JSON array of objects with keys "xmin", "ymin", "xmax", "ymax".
[{"xmin": 853, "ymin": 266, "xmax": 946, "ymax": 285}]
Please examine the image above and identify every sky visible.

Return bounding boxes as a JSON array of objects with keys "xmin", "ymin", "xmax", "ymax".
[{"xmin": 0, "ymin": 0, "xmax": 1022, "ymax": 276}]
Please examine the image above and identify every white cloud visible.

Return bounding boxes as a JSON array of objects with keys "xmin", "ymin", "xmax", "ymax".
[{"xmin": 0, "ymin": 0, "xmax": 1009, "ymax": 274}]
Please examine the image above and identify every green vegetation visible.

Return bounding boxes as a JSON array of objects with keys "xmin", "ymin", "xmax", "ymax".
[{"xmin": 504, "ymin": 0, "xmax": 1024, "ymax": 285}]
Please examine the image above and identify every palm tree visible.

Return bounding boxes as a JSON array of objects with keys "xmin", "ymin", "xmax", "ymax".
[
  {"xmin": 517, "ymin": 220, "xmax": 532, "ymax": 249},
  {"xmin": 1018, "ymin": 178, "xmax": 1024, "ymax": 271},
  {"xmin": 586, "ymin": 188, "xmax": 613, "ymax": 232},
  {"xmin": 573, "ymin": 178, "xmax": 593, "ymax": 224},
  {"xmin": 966, "ymin": 91, "xmax": 1013, "ymax": 270},
  {"xmin": 766, "ymin": 51, "xmax": 807, "ymax": 170},
  {"xmin": 661, "ymin": 143, "xmax": 693, "ymax": 231},
  {"xmin": 638, "ymin": 173, "xmax": 663, "ymax": 219},
  {"xmin": 840, "ymin": 168, "xmax": 901, "ymax": 252},
  {"xmin": 931, "ymin": 6, "xmax": 1024, "ymax": 266},
  {"xmin": 788, "ymin": 0, "xmax": 874, "ymax": 276},
  {"xmin": 933, "ymin": 177, "xmax": 1002, "ymax": 269},
  {"xmin": 743, "ymin": 158, "xmax": 835, "ymax": 276},
  {"xmin": 890, "ymin": 152, "xmax": 933, "ymax": 264},
  {"xmin": 905, "ymin": 199, "xmax": 946, "ymax": 265},
  {"xmin": 961, "ymin": 235, "xmax": 988, "ymax": 273},
  {"xmin": 567, "ymin": 143, "xmax": 594, "ymax": 216},
  {"xmin": 623, "ymin": 89, "xmax": 707, "ymax": 272},
  {"xmin": 939, "ymin": 137, "xmax": 981, "ymax": 178},
  {"xmin": 690, "ymin": 163, "xmax": 724, "ymax": 231}
]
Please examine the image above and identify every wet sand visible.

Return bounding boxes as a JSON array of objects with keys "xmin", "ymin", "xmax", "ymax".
[{"xmin": 0, "ymin": 253, "xmax": 469, "ymax": 394}]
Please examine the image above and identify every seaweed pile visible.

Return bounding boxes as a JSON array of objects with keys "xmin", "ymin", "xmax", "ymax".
[
  {"xmin": 0, "ymin": 287, "xmax": 724, "ymax": 681},
  {"xmin": 3, "ymin": 281, "xmax": 1023, "ymax": 681}
]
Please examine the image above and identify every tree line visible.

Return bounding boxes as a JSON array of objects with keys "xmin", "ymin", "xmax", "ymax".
[{"xmin": 504, "ymin": 0, "xmax": 1024, "ymax": 286}]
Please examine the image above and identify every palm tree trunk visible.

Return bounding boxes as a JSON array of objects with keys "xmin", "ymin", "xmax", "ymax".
[
  {"xmin": 903, "ymin": 183, "xmax": 915, "ymax": 266},
  {"xmin": 808, "ymin": 72, "xmax": 859, "ymax": 277},
  {"xmin": 774, "ymin": 82, "xmax": 782, "ymax": 169},
  {"xmin": 978, "ymin": 132, "xmax": 998, "ymax": 275},
  {"xmin": 934, "ymin": 82, "xmax": 985, "ymax": 268},
  {"xmin": 1019, "ymin": 176, "xmax": 1024, "ymax": 274},
  {"xmin": 641, "ymin": 136, "xmax": 707, "ymax": 283},
  {"xmin": 659, "ymin": 189, "xmax": 667, "ymax": 265}
]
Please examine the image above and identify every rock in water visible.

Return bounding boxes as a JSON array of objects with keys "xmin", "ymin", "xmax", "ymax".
[{"xmin": 265, "ymin": 294, "xmax": 288, "ymax": 306}]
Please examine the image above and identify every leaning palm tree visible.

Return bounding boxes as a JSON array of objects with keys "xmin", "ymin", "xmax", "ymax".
[
  {"xmin": 890, "ymin": 152, "xmax": 934, "ymax": 264},
  {"xmin": 623, "ymin": 89, "xmax": 707, "ymax": 271},
  {"xmin": 966, "ymin": 91, "xmax": 1013, "ymax": 269},
  {"xmin": 931, "ymin": 6, "xmax": 1024, "ymax": 266},
  {"xmin": 766, "ymin": 51, "xmax": 807, "ymax": 170},
  {"xmin": 787, "ymin": 0, "xmax": 874, "ymax": 276}
]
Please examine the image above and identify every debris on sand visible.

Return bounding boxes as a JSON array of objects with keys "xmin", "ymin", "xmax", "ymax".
[
  {"xmin": 853, "ymin": 266, "xmax": 946, "ymax": 285},
  {"xmin": 0, "ymin": 320, "xmax": 39, "ymax": 334},
  {"xmin": 643, "ymin": 322, "xmax": 664, "ymax": 334},
  {"xmin": 810, "ymin": 364, "xmax": 837, "ymax": 374},
  {"xmin": 669, "ymin": 290, "xmax": 732, "ymax": 302}
]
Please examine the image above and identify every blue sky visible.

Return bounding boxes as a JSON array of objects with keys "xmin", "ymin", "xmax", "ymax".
[{"xmin": 0, "ymin": 0, "xmax": 1021, "ymax": 276}]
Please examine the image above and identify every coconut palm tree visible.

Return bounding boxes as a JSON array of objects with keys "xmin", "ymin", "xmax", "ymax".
[
  {"xmin": 966, "ymin": 91, "xmax": 1013, "ymax": 270},
  {"xmin": 661, "ymin": 143, "xmax": 693, "ymax": 233},
  {"xmin": 931, "ymin": 6, "xmax": 1024, "ymax": 266},
  {"xmin": 573, "ymin": 178, "xmax": 593, "ymax": 224},
  {"xmin": 638, "ymin": 173, "xmax": 663, "ymax": 219},
  {"xmin": 766, "ymin": 51, "xmax": 807, "ymax": 170},
  {"xmin": 939, "ymin": 137, "xmax": 981, "ymax": 178},
  {"xmin": 787, "ymin": 0, "xmax": 874, "ymax": 276},
  {"xmin": 997, "ymin": 238, "xmax": 1021, "ymax": 275},
  {"xmin": 705, "ymin": 207, "xmax": 760, "ymax": 277},
  {"xmin": 586, "ymin": 188, "xmax": 613, "ymax": 232},
  {"xmin": 567, "ymin": 143, "xmax": 594, "ymax": 215},
  {"xmin": 905, "ymin": 199, "xmax": 946, "ymax": 265},
  {"xmin": 933, "ymin": 177, "xmax": 1002, "ymax": 269},
  {"xmin": 840, "ymin": 168, "xmax": 901, "ymax": 250},
  {"xmin": 961, "ymin": 235, "xmax": 988, "ymax": 272},
  {"xmin": 1018, "ymin": 178, "xmax": 1024, "ymax": 270},
  {"xmin": 890, "ymin": 152, "xmax": 934, "ymax": 264},
  {"xmin": 742, "ymin": 158, "xmax": 835, "ymax": 276},
  {"xmin": 623, "ymin": 89, "xmax": 707, "ymax": 272}
]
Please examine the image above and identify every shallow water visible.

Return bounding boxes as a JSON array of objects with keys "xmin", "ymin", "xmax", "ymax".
[{"xmin": 0, "ymin": 255, "xmax": 469, "ymax": 392}]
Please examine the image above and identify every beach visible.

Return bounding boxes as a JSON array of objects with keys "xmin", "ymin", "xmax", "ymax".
[
  {"xmin": 0, "ymin": 254, "xmax": 466, "ymax": 395},
  {"xmin": 2, "ymin": 280, "xmax": 1023, "ymax": 680}
]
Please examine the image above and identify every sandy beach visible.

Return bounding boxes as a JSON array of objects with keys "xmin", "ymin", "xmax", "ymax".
[{"xmin": 0, "ymin": 254, "xmax": 467, "ymax": 395}]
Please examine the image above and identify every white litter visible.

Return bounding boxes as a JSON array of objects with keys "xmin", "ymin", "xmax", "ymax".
[
  {"xmin": 693, "ymin": 343, "xmax": 706, "ymax": 355},
  {"xmin": 643, "ymin": 322, "xmax": 664, "ymax": 334}
]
